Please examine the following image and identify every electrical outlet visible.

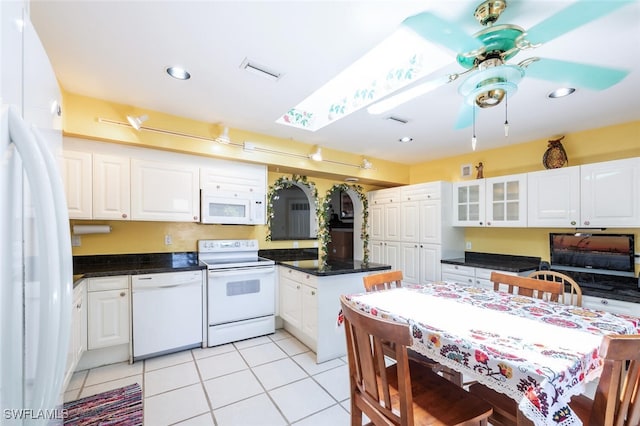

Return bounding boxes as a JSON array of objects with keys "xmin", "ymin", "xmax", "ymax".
[
  {"xmin": 465, "ymin": 241, "xmax": 472, "ymax": 250},
  {"xmin": 71, "ymin": 235, "xmax": 81, "ymax": 247},
  {"xmin": 164, "ymin": 234, "xmax": 172, "ymax": 245},
  {"xmin": 292, "ymin": 241, "xmax": 299, "ymax": 248}
]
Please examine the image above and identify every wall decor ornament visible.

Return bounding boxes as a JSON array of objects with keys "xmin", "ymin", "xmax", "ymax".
[
  {"xmin": 265, "ymin": 175, "xmax": 318, "ymax": 241},
  {"xmin": 543, "ymin": 136, "xmax": 568, "ymax": 169},
  {"xmin": 319, "ymin": 184, "xmax": 369, "ymax": 266}
]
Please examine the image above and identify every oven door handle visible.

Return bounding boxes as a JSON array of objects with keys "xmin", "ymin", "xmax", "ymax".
[{"xmin": 208, "ymin": 266, "xmax": 275, "ymax": 276}]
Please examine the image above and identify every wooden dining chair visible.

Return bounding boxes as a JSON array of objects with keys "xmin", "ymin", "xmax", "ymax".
[
  {"xmin": 570, "ymin": 334, "xmax": 640, "ymax": 426},
  {"xmin": 339, "ymin": 295, "xmax": 493, "ymax": 426},
  {"xmin": 490, "ymin": 271, "xmax": 564, "ymax": 302},
  {"xmin": 362, "ymin": 271, "xmax": 464, "ymax": 387},
  {"xmin": 527, "ymin": 270, "xmax": 583, "ymax": 307},
  {"xmin": 468, "ymin": 271, "xmax": 567, "ymax": 425},
  {"xmin": 363, "ymin": 270, "xmax": 404, "ymax": 292}
]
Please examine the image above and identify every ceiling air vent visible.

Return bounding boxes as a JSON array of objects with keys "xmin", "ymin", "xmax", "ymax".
[
  {"xmin": 240, "ymin": 58, "xmax": 282, "ymax": 81},
  {"xmin": 386, "ymin": 116, "xmax": 408, "ymax": 124}
]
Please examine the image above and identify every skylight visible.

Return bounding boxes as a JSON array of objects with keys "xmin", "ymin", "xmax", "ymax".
[{"xmin": 276, "ymin": 26, "xmax": 452, "ymax": 132}]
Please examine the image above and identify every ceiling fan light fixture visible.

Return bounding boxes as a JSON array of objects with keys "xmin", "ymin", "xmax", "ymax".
[
  {"xmin": 126, "ymin": 114, "xmax": 148, "ymax": 130},
  {"xmin": 548, "ymin": 87, "xmax": 576, "ymax": 98}
]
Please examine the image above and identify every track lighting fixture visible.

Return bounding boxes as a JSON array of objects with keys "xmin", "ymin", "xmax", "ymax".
[
  {"xmin": 126, "ymin": 114, "xmax": 148, "ymax": 131},
  {"xmin": 361, "ymin": 158, "xmax": 373, "ymax": 170},
  {"xmin": 215, "ymin": 126, "xmax": 231, "ymax": 144},
  {"xmin": 309, "ymin": 146, "xmax": 323, "ymax": 162}
]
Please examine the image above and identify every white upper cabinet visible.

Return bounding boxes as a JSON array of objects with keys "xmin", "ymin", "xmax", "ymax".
[
  {"xmin": 131, "ymin": 159, "xmax": 200, "ymax": 222},
  {"xmin": 62, "ymin": 150, "xmax": 92, "ymax": 219},
  {"xmin": 580, "ymin": 157, "xmax": 640, "ymax": 227},
  {"xmin": 453, "ymin": 180, "xmax": 486, "ymax": 226},
  {"xmin": 200, "ymin": 162, "xmax": 266, "ymax": 194},
  {"xmin": 528, "ymin": 166, "xmax": 580, "ymax": 227},
  {"xmin": 93, "ymin": 154, "xmax": 130, "ymax": 220},
  {"xmin": 485, "ymin": 173, "xmax": 527, "ymax": 227}
]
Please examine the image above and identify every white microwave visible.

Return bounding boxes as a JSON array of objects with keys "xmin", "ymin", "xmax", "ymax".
[{"xmin": 200, "ymin": 190, "xmax": 266, "ymax": 225}]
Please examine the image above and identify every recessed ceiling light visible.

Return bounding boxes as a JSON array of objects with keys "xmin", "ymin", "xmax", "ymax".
[
  {"xmin": 398, "ymin": 136, "xmax": 413, "ymax": 143},
  {"xmin": 166, "ymin": 66, "xmax": 191, "ymax": 80},
  {"xmin": 345, "ymin": 177, "xmax": 359, "ymax": 182},
  {"xmin": 548, "ymin": 87, "xmax": 575, "ymax": 98}
]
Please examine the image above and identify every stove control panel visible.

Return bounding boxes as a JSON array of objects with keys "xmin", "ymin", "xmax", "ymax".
[{"xmin": 198, "ymin": 239, "xmax": 258, "ymax": 252}]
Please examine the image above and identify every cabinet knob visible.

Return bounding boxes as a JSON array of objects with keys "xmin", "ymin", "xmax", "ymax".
[
  {"xmin": 479, "ymin": 222, "xmax": 483, "ymax": 225},
  {"xmin": 311, "ymin": 291, "xmax": 316, "ymax": 296},
  {"xmin": 570, "ymin": 221, "xmax": 576, "ymax": 226},
  {"xmin": 122, "ymin": 213, "xmax": 127, "ymax": 218},
  {"xmin": 193, "ymin": 216, "xmax": 198, "ymax": 220},
  {"xmin": 600, "ymin": 299, "xmax": 609, "ymax": 305},
  {"xmin": 427, "ymin": 195, "xmax": 431, "ymax": 199},
  {"xmin": 120, "ymin": 292, "xmax": 126, "ymax": 297},
  {"xmin": 76, "ymin": 303, "xmax": 82, "ymax": 309},
  {"xmin": 487, "ymin": 221, "xmax": 491, "ymax": 226},
  {"xmin": 584, "ymin": 220, "xmax": 590, "ymax": 226},
  {"xmin": 296, "ymin": 285, "xmax": 300, "ymax": 289}
]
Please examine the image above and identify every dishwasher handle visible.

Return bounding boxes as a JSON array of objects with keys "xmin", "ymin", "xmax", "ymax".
[{"xmin": 132, "ymin": 280, "xmax": 201, "ymax": 291}]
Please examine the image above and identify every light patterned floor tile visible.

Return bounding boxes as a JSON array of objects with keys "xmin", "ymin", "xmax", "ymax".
[
  {"xmin": 233, "ymin": 335, "xmax": 272, "ymax": 349},
  {"xmin": 191, "ymin": 343, "xmax": 235, "ymax": 360},
  {"xmin": 195, "ymin": 350, "xmax": 248, "ymax": 380},
  {"xmin": 252, "ymin": 358, "xmax": 308, "ymax": 390},
  {"xmin": 293, "ymin": 404, "xmax": 350, "ymax": 426},
  {"xmin": 203, "ymin": 369, "xmax": 264, "ymax": 409},
  {"xmin": 292, "ymin": 351, "xmax": 345, "ymax": 375},
  {"xmin": 144, "ymin": 383, "xmax": 209, "ymax": 426},
  {"xmin": 239, "ymin": 342, "xmax": 288, "ymax": 367},
  {"xmin": 172, "ymin": 413, "xmax": 215, "ymax": 425},
  {"xmin": 145, "ymin": 361, "xmax": 200, "ymax": 396},
  {"xmin": 269, "ymin": 378, "xmax": 335, "ymax": 423},
  {"xmin": 84, "ymin": 361, "xmax": 143, "ymax": 386},
  {"xmin": 213, "ymin": 393, "xmax": 286, "ymax": 426},
  {"xmin": 66, "ymin": 370, "xmax": 87, "ymax": 391},
  {"xmin": 312, "ymin": 364, "xmax": 350, "ymax": 401},
  {"xmin": 269, "ymin": 329, "xmax": 293, "ymax": 342},
  {"xmin": 274, "ymin": 337, "xmax": 310, "ymax": 356},
  {"xmin": 145, "ymin": 350, "xmax": 194, "ymax": 371},
  {"xmin": 80, "ymin": 375, "xmax": 143, "ymax": 399}
]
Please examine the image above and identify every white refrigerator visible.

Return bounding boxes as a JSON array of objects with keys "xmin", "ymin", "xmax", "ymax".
[{"xmin": 1, "ymin": 1, "xmax": 72, "ymax": 424}]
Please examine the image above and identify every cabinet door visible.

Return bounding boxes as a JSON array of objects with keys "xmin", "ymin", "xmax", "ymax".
[
  {"xmin": 582, "ymin": 295, "xmax": 640, "ymax": 317},
  {"xmin": 400, "ymin": 243, "xmax": 420, "ymax": 284},
  {"xmin": 419, "ymin": 243, "xmax": 441, "ymax": 284},
  {"xmin": 301, "ymin": 285, "xmax": 318, "ymax": 338},
  {"xmin": 88, "ymin": 289, "xmax": 130, "ymax": 349},
  {"xmin": 62, "ymin": 151, "xmax": 92, "ymax": 219},
  {"xmin": 580, "ymin": 158, "xmax": 640, "ymax": 227},
  {"xmin": 485, "ymin": 173, "xmax": 527, "ymax": 227},
  {"xmin": 453, "ymin": 181, "xmax": 485, "ymax": 226},
  {"xmin": 279, "ymin": 275, "xmax": 302, "ymax": 329},
  {"xmin": 420, "ymin": 200, "xmax": 441, "ymax": 244},
  {"xmin": 200, "ymin": 163, "xmax": 266, "ymax": 194},
  {"xmin": 384, "ymin": 241, "xmax": 402, "ymax": 270},
  {"xmin": 131, "ymin": 159, "xmax": 199, "ymax": 222},
  {"xmin": 369, "ymin": 240, "xmax": 385, "ymax": 264},
  {"xmin": 384, "ymin": 203, "xmax": 401, "ymax": 240},
  {"xmin": 527, "ymin": 166, "xmax": 580, "ymax": 227},
  {"xmin": 400, "ymin": 201, "xmax": 420, "ymax": 242},
  {"xmin": 93, "ymin": 154, "xmax": 130, "ymax": 220},
  {"xmin": 369, "ymin": 204, "xmax": 384, "ymax": 240}
]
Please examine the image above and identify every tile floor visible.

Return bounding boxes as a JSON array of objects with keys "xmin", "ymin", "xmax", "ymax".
[{"xmin": 64, "ymin": 329, "xmax": 359, "ymax": 426}]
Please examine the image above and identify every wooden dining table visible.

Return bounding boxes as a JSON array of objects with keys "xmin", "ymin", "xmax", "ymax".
[{"xmin": 342, "ymin": 281, "xmax": 640, "ymax": 426}]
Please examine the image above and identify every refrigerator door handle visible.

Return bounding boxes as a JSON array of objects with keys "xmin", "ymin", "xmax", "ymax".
[{"xmin": 8, "ymin": 105, "xmax": 71, "ymax": 412}]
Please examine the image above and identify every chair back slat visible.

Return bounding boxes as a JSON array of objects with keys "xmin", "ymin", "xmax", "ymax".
[
  {"xmin": 363, "ymin": 270, "xmax": 403, "ymax": 292},
  {"xmin": 528, "ymin": 270, "xmax": 583, "ymax": 307},
  {"xmin": 491, "ymin": 271, "xmax": 564, "ymax": 302},
  {"xmin": 590, "ymin": 335, "xmax": 640, "ymax": 426}
]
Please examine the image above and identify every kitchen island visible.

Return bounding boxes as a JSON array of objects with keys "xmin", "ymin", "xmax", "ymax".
[{"xmin": 275, "ymin": 257, "xmax": 391, "ymax": 362}]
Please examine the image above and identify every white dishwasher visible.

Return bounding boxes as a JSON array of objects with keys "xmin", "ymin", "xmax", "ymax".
[{"xmin": 132, "ymin": 270, "xmax": 203, "ymax": 360}]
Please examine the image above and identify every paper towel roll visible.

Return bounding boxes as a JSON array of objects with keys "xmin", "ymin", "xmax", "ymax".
[{"xmin": 72, "ymin": 225, "xmax": 112, "ymax": 235}]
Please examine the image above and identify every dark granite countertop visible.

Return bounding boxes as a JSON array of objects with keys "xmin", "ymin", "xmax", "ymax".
[
  {"xmin": 72, "ymin": 252, "xmax": 206, "ymax": 286},
  {"xmin": 279, "ymin": 259, "xmax": 391, "ymax": 277},
  {"xmin": 441, "ymin": 252, "xmax": 541, "ymax": 273},
  {"xmin": 259, "ymin": 248, "xmax": 319, "ymax": 262}
]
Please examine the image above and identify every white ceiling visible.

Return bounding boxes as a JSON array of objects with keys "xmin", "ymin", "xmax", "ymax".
[{"xmin": 30, "ymin": 0, "xmax": 640, "ymax": 165}]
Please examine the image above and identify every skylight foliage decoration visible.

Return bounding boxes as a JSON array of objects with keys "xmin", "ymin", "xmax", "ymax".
[{"xmin": 276, "ymin": 26, "xmax": 452, "ymax": 131}]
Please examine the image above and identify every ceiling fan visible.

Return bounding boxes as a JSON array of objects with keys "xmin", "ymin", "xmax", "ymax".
[{"xmin": 367, "ymin": 0, "xmax": 632, "ymax": 129}]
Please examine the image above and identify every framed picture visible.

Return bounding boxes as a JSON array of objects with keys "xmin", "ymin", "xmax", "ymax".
[
  {"xmin": 340, "ymin": 192, "xmax": 354, "ymax": 219},
  {"xmin": 461, "ymin": 163, "xmax": 472, "ymax": 178}
]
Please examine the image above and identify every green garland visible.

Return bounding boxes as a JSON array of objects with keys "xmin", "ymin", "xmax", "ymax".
[
  {"xmin": 319, "ymin": 184, "xmax": 369, "ymax": 265},
  {"xmin": 265, "ymin": 175, "xmax": 318, "ymax": 241}
]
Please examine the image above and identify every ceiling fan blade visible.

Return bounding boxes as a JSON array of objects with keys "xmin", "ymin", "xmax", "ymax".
[
  {"xmin": 525, "ymin": 58, "xmax": 629, "ymax": 90},
  {"xmin": 525, "ymin": 0, "xmax": 634, "ymax": 45},
  {"xmin": 454, "ymin": 102, "xmax": 473, "ymax": 130},
  {"xmin": 402, "ymin": 11, "xmax": 482, "ymax": 54}
]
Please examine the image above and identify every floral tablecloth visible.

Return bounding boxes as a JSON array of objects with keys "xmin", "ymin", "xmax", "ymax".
[{"xmin": 344, "ymin": 282, "xmax": 640, "ymax": 426}]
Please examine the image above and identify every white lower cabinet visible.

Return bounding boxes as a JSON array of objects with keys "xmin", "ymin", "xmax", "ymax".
[
  {"xmin": 65, "ymin": 281, "xmax": 87, "ymax": 390},
  {"xmin": 87, "ymin": 276, "xmax": 130, "ymax": 350},
  {"xmin": 581, "ymin": 295, "xmax": 640, "ymax": 317},
  {"xmin": 278, "ymin": 266, "xmax": 373, "ymax": 363}
]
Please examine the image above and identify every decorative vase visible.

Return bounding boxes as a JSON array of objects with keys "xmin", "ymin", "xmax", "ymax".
[{"xmin": 543, "ymin": 136, "xmax": 568, "ymax": 169}]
